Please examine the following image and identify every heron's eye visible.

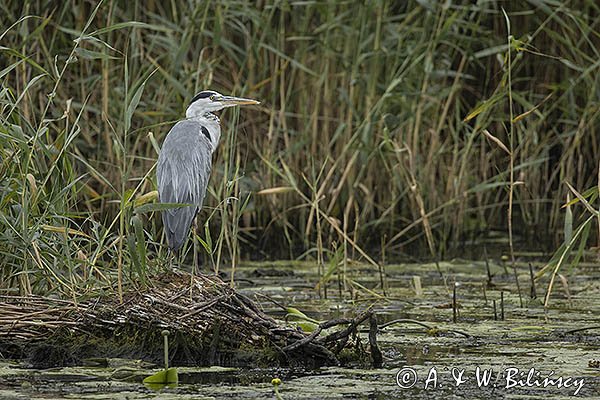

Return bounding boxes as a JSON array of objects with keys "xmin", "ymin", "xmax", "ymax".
[{"xmin": 210, "ymin": 95, "xmax": 216, "ymax": 101}]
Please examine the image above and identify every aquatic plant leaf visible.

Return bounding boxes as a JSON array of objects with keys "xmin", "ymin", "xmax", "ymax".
[
  {"xmin": 296, "ymin": 321, "xmax": 319, "ymax": 333},
  {"xmin": 143, "ymin": 367, "xmax": 178, "ymax": 385},
  {"xmin": 286, "ymin": 307, "xmax": 320, "ymax": 324}
]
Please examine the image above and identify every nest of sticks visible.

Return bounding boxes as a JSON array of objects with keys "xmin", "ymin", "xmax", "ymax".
[{"xmin": 0, "ymin": 271, "xmax": 381, "ymax": 368}]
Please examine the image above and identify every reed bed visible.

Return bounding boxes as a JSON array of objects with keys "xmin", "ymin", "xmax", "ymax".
[{"xmin": 0, "ymin": 1, "xmax": 598, "ymax": 297}]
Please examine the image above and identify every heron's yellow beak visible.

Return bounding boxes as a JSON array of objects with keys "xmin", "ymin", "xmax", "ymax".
[{"xmin": 217, "ymin": 95, "xmax": 260, "ymax": 106}]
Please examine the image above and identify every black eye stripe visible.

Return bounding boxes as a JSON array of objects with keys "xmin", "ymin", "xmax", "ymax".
[{"xmin": 190, "ymin": 91, "xmax": 215, "ymax": 104}]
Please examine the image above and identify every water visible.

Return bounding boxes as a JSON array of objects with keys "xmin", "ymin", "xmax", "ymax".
[{"xmin": 1, "ymin": 259, "xmax": 599, "ymax": 398}]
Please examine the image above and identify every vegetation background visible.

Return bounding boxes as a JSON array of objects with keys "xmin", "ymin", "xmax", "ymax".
[{"xmin": 1, "ymin": 0, "xmax": 598, "ymax": 297}]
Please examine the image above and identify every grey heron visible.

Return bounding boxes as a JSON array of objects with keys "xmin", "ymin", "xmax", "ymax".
[{"xmin": 157, "ymin": 90, "xmax": 259, "ymax": 261}]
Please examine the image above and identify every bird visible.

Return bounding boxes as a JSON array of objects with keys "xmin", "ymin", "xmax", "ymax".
[{"xmin": 156, "ymin": 90, "xmax": 259, "ymax": 262}]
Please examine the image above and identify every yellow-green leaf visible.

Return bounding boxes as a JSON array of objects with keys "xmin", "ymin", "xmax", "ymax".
[{"xmin": 143, "ymin": 367, "xmax": 178, "ymax": 384}]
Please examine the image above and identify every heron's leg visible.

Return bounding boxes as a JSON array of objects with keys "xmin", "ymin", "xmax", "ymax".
[
  {"xmin": 168, "ymin": 249, "xmax": 175, "ymax": 270},
  {"xmin": 193, "ymin": 215, "xmax": 199, "ymax": 274}
]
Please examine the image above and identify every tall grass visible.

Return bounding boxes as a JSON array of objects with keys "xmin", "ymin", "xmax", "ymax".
[{"xmin": 1, "ymin": 1, "xmax": 598, "ymax": 296}]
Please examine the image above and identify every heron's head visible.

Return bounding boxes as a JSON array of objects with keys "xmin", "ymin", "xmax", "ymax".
[{"xmin": 186, "ymin": 90, "xmax": 259, "ymax": 118}]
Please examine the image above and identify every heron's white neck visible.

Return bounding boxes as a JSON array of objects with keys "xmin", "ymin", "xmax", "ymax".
[{"xmin": 186, "ymin": 106, "xmax": 221, "ymax": 153}]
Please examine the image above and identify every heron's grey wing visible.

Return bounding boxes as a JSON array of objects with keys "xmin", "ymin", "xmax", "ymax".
[{"xmin": 157, "ymin": 120, "xmax": 212, "ymax": 251}]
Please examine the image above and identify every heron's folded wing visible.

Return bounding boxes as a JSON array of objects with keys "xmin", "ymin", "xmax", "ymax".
[{"xmin": 156, "ymin": 121, "xmax": 212, "ymax": 251}]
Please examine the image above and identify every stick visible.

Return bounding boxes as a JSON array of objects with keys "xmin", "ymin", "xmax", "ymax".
[
  {"xmin": 500, "ymin": 291, "xmax": 505, "ymax": 321},
  {"xmin": 369, "ymin": 313, "xmax": 382, "ymax": 368},
  {"xmin": 529, "ymin": 263, "xmax": 537, "ymax": 299},
  {"xmin": 452, "ymin": 283, "xmax": 458, "ymax": 323}
]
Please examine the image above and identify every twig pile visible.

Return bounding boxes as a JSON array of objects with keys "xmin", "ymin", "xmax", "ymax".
[
  {"xmin": 0, "ymin": 296, "xmax": 85, "ymax": 340},
  {"xmin": 0, "ymin": 271, "xmax": 379, "ymax": 368}
]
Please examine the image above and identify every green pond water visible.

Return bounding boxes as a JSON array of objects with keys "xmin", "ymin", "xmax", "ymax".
[{"xmin": 1, "ymin": 259, "xmax": 599, "ymax": 399}]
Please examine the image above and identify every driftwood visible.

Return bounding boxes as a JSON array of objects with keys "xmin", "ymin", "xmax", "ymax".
[{"xmin": 0, "ymin": 271, "xmax": 380, "ymax": 368}]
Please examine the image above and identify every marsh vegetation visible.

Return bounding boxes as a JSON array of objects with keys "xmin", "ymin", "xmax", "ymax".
[
  {"xmin": 1, "ymin": 0, "xmax": 598, "ymax": 296},
  {"xmin": 1, "ymin": 0, "xmax": 599, "ymax": 397}
]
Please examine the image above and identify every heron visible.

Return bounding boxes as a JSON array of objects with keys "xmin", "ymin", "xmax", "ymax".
[{"xmin": 156, "ymin": 90, "xmax": 259, "ymax": 267}]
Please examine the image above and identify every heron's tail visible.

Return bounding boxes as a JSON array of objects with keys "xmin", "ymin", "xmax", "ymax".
[{"xmin": 162, "ymin": 206, "xmax": 198, "ymax": 252}]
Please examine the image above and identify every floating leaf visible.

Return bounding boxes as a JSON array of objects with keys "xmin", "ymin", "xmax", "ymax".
[
  {"xmin": 143, "ymin": 367, "xmax": 178, "ymax": 385},
  {"xmin": 285, "ymin": 307, "xmax": 320, "ymax": 324},
  {"xmin": 295, "ymin": 321, "xmax": 319, "ymax": 333}
]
